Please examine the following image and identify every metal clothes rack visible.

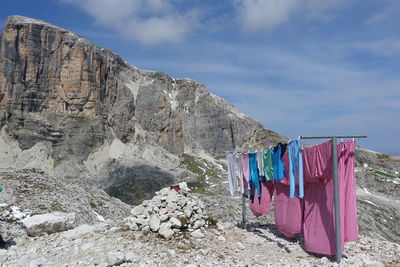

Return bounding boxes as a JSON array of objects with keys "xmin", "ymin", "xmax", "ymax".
[{"xmin": 230, "ymin": 135, "xmax": 367, "ymax": 263}]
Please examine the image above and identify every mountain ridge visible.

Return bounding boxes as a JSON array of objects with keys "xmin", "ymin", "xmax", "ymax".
[{"xmin": 0, "ymin": 15, "xmax": 279, "ymax": 182}]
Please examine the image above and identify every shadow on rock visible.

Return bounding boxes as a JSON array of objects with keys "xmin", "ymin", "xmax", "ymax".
[
  {"xmin": 103, "ymin": 164, "xmax": 175, "ymax": 206},
  {"xmin": 0, "ymin": 238, "xmax": 16, "ymax": 250}
]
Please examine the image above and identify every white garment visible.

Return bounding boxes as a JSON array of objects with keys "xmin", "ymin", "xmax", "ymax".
[
  {"xmin": 234, "ymin": 153, "xmax": 245, "ymax": 194},
  {"xmin": 257, "ymin": 150, "xmax": 264, "ymax": 177},
  {"xmin": 226, "ymin": 153, "xmax": 237, "ymax": 197}
]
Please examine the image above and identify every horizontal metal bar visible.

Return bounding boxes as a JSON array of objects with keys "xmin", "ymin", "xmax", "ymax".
[{"xmin": 299, "ymin": 135, "xmax": 367, "ymax": 140}]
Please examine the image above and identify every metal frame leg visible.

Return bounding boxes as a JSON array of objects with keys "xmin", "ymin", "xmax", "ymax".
[{"xmin": 332, "ymin": 137, "xmax": 342, "ymax": 263}]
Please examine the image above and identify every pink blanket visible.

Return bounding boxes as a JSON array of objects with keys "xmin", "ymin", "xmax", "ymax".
[{"xmin": 302, "ymin": 140, "xmax": 358, "ymax": 255}]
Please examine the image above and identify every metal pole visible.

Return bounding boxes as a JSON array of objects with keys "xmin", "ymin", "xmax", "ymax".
[
  {"xmin": 241, "ymin": 189, "xmax": 247, "ymax": 228},
  {"xmin": 332, "ymin": 137, "xmax": 342, "ymax": 263},
  {"xmin": 299, "ymin": 135, "xmax": 367, "ymax": 139}
]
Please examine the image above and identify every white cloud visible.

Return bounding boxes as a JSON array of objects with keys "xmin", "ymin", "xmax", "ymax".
[
  {"xmin": 234, "ymin": 0, "xmax": 351, "ymax": 32},
  {"xmin": 60, "ymin": 0, "xmax": 195, "ymax": 44}
]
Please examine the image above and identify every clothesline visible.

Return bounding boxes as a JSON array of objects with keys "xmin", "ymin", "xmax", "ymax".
[
  {"xmin": 225, "ymin": 135, "xmax": 367, "ymax": 264},
  {"xmin": 224, "ymin": 135, "xmax": 366, "ymax": 154}
]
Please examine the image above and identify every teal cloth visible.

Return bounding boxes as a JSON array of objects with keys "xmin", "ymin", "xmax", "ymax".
[
  {"xmin": 263, "ymin": 149, "xmax": 274, "ymax": 181},
  {"xmin": 0, "ymin": 186, "xmax": 3, "ymax": 192}
]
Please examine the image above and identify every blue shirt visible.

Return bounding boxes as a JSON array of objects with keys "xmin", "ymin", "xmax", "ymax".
[{"xmin": 272, "ymin": 145, "xmax": 285, "ymax": 181}]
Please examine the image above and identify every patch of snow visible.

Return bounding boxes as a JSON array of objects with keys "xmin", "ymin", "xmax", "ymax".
[
  {"xmin": 363, "ymin": 200, "xmax": 380, "ymax": 208},
  {"xmin": 10, "ymin": 206, "xmax": 28, "ymax": 220},
  {"xmin": 386, "ymin": 179, "xmax": 400, "ymax": 185},
  {"xmin": 363, "ymin": 188, "xmax": 371, "ymax": 194},
  {"xmin": 198, "ymin": 166, "xmax": 206, "ymax": 173},
  {"xmin": 124, "ymin": 75, "xmax": 154, "ymax": 102},
  {"xmin": 93, "ymin": 211, "xmax": 105, "ymax": 222},
  {"xmin": 125, "ymin": 80, "xmax": 140, "ymax": 101},
  {"xmin": 215, "ymin": 163, "xmax": 225, "ymax": 171}
]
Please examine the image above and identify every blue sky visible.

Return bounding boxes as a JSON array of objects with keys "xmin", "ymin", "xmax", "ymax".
[{"xmin": 1, "ymin": 0, "xmax": 399, "ymax": 154}]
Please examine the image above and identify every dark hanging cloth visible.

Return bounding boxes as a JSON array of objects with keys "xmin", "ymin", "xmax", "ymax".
[{"xmin": 274, "ymin": 142, "xmax": 288, "ymax": 158}]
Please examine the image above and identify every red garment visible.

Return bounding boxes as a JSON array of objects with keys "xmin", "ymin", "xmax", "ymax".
[
  {"xmin": 250, "ymin": 181, "xmax": 274, "ymax": 217},
  {"xmin": 302, "ymin": 140, "xmax": 358, "ymax": 255}
]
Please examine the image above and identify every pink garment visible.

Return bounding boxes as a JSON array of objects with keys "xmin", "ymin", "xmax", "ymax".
[
  {"xmin": 302, "ymin": 140, "xmax": 333, "ymax": 182},
  {"xmin": 302, "ymin": 140, "xmax": 358, "ymax": 255},
  {"xmin": 339, "ymin": 141, "xmax": 358, "ymax": 243},
  {"xmin": 250, "ymin": 181, "xmax": 274, "ymax": 217},
  {"xmin": 241, "ymin": 153, "xmax": 250, "ymax": 190},
  {"xmin": 274, "ymin": 178, "xmax": 304, "ymax": 238}
]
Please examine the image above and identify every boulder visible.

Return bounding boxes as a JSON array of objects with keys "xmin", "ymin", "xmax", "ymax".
[
  {"xmin": 131, "ymin": 206, "xmax": 146, "ymax": 216},
  {"xmin": 169, "ymin": 217, "xmax": 182, "ymax": 228},
  {"xmin": 159, "ymin": 224, "xmax": 174, "ymax": 239},
  {"xmin": 193, "ymin": 219, "xmax": 205, "ymax": 229},
  {"xmin": 149, "ymin": 215, "xmax": 161, "ymax": 232},
  {"xmin": 22, "ymin": 212, "xmax": 76, "ymax": 236},
  {"xmin": 132, "ymin": 217, "xmax": 149, "ymax": 227},
  {"xmin": 159, "ymin": 215, "xmax": 169, "ymax": 222},
  {"xmin": 191, "ymin": 230, "xmax": 205, "ymax": 239},
  {"xmin": 166, "ymin": 190, "xmax": 178, "ymax": 203}
]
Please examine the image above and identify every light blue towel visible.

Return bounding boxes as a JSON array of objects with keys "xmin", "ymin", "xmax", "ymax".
[{"xmin": 288, "ymin": 140, "xmax": 304, "ymax": 198}]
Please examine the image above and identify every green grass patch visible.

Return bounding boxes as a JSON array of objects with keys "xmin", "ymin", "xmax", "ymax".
[
  {"xmin": 370, "ymin": 170, "xmax": 397, "ymax": 178},
  {"xmin": 179, "ymin": 154, "xmax": 225, "ymax": 194}
]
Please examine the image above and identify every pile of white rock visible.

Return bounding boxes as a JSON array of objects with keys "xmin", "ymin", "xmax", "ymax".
[{"xmin": 125, "ymin": 182, "xmax": 212, "ymax": 239}]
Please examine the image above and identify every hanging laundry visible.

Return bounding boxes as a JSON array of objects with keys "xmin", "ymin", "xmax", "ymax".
[
  {"xmin": 234, "ymin": 153, "xmax": 245, "ymax": 194},
  {"xmin": 339, "ymin": 141, "xmax": 358, "ymax": 243},
  {"xmin": 302, "ymin": 140, "xmax": 358, "ymax": 256},
  {"xmin": 274, "ymin": 181, "xmax": 304, "ymax": 238},
  {"xmin": 263, "ymin": 148, "xmax": 274, "ymax": 181},
  {"xmin": 272, "ymin": 144, "xmax": 285, "ymax": 181},
  {"xmin": 241, "ymin": 153, "xmax": 250, "ymax": 192},
  {"xmin": 249, "ymin": 152, "xmax": 261, "ymax": 199},
  {"xmin": 288, "ymin": 140, "xmax": 304, "ymax": 198},
  {"xmin": 226, "ymin": 153, "xmax": 237, "ymax": 197},
  {"xmin": 280, "ymin": 143, "xmax": 288, "ymax": 157},
  {"xmin": 274, "ymin": 151, "xmax": 304, "ymax": 238},
  {"xmin": 257, "ymin": 150, "xmax": 265, "ymax": 181},
  {"xmin": 250, "ymin": 181, "xmax": 274, "ymax": 217}
]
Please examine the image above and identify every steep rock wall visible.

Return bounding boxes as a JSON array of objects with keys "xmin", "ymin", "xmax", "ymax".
[{"xmin": 0, "ymin": 16, "xmax": 263, "ymax": 161}]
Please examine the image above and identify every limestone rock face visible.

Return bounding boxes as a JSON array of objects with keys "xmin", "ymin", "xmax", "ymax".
[{"xmin": 0, "ymin": 15, "xmax": 263, "ymax": 168}]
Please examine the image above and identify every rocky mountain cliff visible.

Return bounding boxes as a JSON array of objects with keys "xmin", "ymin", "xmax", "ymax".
[
  {"xmin": 0, "ymin": 15, "xmax": 399, "ymax": 264},
  {"xmin": 0, "ymin": 16, "xmax": 276, "ymax": 181}
]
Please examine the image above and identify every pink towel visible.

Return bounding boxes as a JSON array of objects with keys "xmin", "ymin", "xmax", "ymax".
[
  {"xmin": 274, "ymin": 178, "xmax": 304, "ymax": 238},
  {"xmin": 250, "ymin": 181, "xmax": 274, "ymax": 217},
  {"xmin": 241, "ymin": 153, "xmax": 250, "ymax": 190},
  {"xmin": 302, "ymin": 140, "xmax": 358, "ymax": 255}
]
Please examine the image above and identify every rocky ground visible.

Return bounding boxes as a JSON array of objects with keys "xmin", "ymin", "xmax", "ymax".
[
  {"xmin": 1, "ymin": 177, "xmax": 399, "ymax": 266},
  {"xmin": 1, "ymin": 220, "xmax": 399, "ymax": 266}
]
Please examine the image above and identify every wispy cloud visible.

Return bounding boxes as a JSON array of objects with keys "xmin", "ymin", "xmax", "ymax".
[
  {"xmin": 60, "ymin": 0, "xmax": 200, "ymax": 44},
  {"xmin": 366, "ymin": 3, "xmax": 400, "ymax": 26},
  {"xmin": 233, "ymin": 0, "xmax": 352, "ymax": 33}
]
